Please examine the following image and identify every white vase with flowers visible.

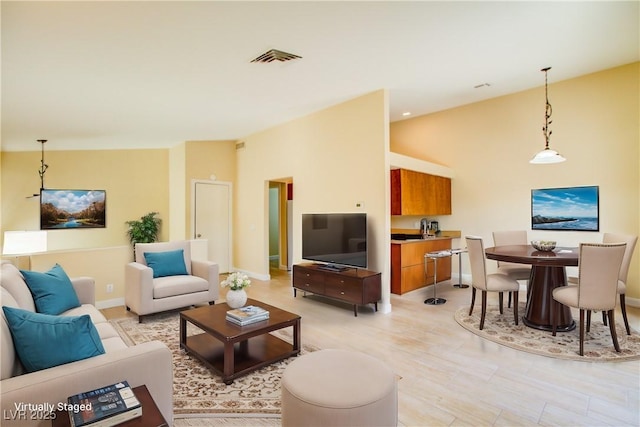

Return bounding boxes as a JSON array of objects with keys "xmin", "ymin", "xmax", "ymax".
[{"xmin": 221, "ymin": 272, "xmax": 251, "ymax": 309}]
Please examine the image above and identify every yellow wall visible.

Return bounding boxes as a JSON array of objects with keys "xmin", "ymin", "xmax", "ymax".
[
  {"xmin": 29, "ymin": 246, "xmax": 131, "ymax": 307},
  {"xmin": 169, "ymin": 143, "xmax": 187, "ymax": 241},
  {"xmin": 390, "ymin": 62, "xmax": 640, "ymax": 303},
  {"xmin": 184, "ymin": 140, "xmax": 237, "ymax": 238},
  {"xmin": 235, "ymin": 90, "xmax": 392, "ymax": 311},
  {"xmin": 3, "ymin": 65, "xmax": 636, "ymax": 309},
  {"xmin": 1, "ymin": 143, "xmax": 239, "ymax": 303},
  {"xmin": 1, "ymin": 149, "xmax": 171, "ymax": 251}
]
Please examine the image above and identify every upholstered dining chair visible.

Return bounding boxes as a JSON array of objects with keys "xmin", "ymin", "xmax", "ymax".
[
  {"xmin": 492, "ymin": 230, "xmax": 532, "ymax": 308},
  {"xmin": 466, "ymin": 236, "xmax": 520, "ymax": 330},
  {"xmin": 567, "ymin": 233, "xmax": 637, "ymax": 335},
  {"xmin": 552, "ymin": 242, "xmax": 626, "ymax": 356}
]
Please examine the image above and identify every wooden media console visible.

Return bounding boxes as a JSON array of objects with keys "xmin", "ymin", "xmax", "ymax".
[{"xmin": 292, "ymin": 263, "xmax": 381, "ymax": 317}]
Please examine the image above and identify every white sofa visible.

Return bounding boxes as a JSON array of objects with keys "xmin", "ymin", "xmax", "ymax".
[
  {"xmin": 125, "ymin": 240, "xmax": 219, "ymax": 322},
  {"xmin": 0, "ymin": 261, "xmax": 173, "ymax": 426}
]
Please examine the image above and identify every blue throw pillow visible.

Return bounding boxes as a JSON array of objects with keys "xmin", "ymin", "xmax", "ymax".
[
  {"xmin": 2, "ymin": 306, "xmax": 105, "ymax": 373},
  {"xmin": 20, "ymin": 264, "xmax": 81, "ymax": 315},
  {"xmin": 144, "ymin": 249, "xmax": 188, "ymax": 278}
]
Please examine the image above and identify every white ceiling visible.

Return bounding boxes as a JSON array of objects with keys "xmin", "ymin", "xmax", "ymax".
[{"xmin": 2, "ymin": 1, "xmax": 638, "ymax": 152}]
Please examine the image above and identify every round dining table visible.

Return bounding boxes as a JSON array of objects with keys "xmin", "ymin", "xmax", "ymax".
[{"xmin": 485, "ymin": 245, "xmax": 579, "ymax": 332}]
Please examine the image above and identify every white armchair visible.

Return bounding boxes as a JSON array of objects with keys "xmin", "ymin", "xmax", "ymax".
[{"xmin": 125, "ymin": 240, "xmax": 219, "ymax": 322}]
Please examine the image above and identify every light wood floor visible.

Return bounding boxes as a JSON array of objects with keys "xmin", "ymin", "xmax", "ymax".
[{"xmin": 103, "ymin": 268, "xmax": 640, "ymax": 427}]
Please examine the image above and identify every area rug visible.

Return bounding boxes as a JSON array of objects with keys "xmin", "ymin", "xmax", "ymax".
[
  {"xmin": 454, "ymin": 303, "xmax": 640, "ymax": 362},
  {"xmin": 110, "ymin": 312, "xmax": 318, "ymax": 418}
]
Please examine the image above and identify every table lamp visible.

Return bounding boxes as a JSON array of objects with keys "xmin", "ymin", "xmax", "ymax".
[{"xmin": 2, "ymin": 230, "xmax": 47, "ymax": 270}]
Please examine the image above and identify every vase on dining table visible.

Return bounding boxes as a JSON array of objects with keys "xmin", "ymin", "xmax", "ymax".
[{"xmin": 226, "ymin": 288, "xmax": 247, "ymax": 309}]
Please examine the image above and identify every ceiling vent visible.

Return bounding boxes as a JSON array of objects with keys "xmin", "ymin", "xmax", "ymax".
[{"xmin": 251, "ymin": 49, "xmax": 302, "ymax": 63}]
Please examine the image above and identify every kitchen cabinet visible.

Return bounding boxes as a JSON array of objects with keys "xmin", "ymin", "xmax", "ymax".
[
  {"xmin": 391, "ymin": 169, "xmax": 451, "ymax": 215},
  {"xmin": 390, "ymin": 238, "xmax": 452, "ymax": 295}
]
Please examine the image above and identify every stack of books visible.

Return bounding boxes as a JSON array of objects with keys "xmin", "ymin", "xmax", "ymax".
[
  {"xmin": 226, "ymin": 305, "xmax": 269, "ymax": 326},
  {"xmin": 67, "ymin": 381, "xmax": 142, "ymax": 427}
]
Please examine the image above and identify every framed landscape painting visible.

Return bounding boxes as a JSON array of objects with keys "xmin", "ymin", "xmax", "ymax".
[
  {"xmin": 40, "ymin": 189, "xmax": 106, "ymax": 229},
  {"xmin": 531, "ymin": 186, "xmax": 599, "ymax": 231}
]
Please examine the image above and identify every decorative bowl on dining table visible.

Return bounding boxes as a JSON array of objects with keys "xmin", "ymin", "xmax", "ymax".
[{"xmin": 531, "ymin": 240, "xmax": 556, "ymax": 252}]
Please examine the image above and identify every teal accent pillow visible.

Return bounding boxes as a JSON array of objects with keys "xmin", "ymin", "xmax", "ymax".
[
  {"xmin": 20, "ymin": 264, "xmax": 81, "ymax": 315},
  {"xmin": 2, "ymin": 306, "xmax": 105, "ymax": 373},
  {"xmin": 144, "ymin": 249, "xmax": 188, "ymax": 278}
]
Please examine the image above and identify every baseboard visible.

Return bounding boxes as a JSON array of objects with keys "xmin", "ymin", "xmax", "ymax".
[
  {"xmin": 96, "ymin": 297, "xmax": 125, "ymax": 309},
  {"xmin": 379, "ymin": 301, "xmax": 392, "ymax": 314},
  {"xmin": 626, "ymin": 296, "xmax": 640, "ymax": 308},
  {"xmin": 231, "ymin": 267, "xmax": 270, "ymax": 281}
]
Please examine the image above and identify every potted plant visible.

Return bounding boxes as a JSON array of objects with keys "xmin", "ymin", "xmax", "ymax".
[{"xmin": 125, "ymin": 212, "xmax": 161, "ymax": 253}]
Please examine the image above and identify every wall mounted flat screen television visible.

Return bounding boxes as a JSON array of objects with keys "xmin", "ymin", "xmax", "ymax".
[
  {"xmin": 531, "ymin": 185, "xmax": 599, "ymax": 231},
  {"xmin": 40, "ymin": 189, "xmax": 106, "ymax": 229},
  {"xmin": 302, "ymin": 213, "xmax": 367, "ymax": 271}
]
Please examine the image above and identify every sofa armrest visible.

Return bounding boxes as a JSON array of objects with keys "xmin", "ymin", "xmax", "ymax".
[
  {"xmin": 124, "ymin": 262, "xmax": 154, "ymax": 315},
  {"xmin": 0, "ymin": 341, "xmax": 173, "ymax": 427},
  {"xmin": 70, "ymin": 277, "xmax": 95, "ymax": 305},
  {"xmin": 192, "ymin": 260, "xmax": 220, "ymax": 301}
]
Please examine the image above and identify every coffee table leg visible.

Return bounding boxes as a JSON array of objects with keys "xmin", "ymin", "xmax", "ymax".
[
  {"xmin": 239, "ymin": 340, "xmax": 249, "ymax": 356},
  {"xmin": 293, "ymin": 319, "xmax": 301, "ymax": 355},
  {"xmin": 179, "ymin": 316, "xmax": 186, "ymax": 350},
  {"xmin": 223, "ymin": 342, "xmax": 235, "ymax": 384}
]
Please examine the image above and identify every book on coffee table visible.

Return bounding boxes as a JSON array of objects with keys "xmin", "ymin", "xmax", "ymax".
[
  {"xmin": 226, "ymin": 305, "xmax": 269, "ymax": 320},
  {"xmin": 67, "ymin": 381, "xmax": 142, "ymax": 427},
  {"xmin": 226, "ymin": 313, "xmax": 269, "ymax": 326},
  {"xmin": 226, "ymin": 305, "xmax": 269, "ymax": 326}
]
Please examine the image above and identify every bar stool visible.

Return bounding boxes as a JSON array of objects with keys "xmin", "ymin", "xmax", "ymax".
[
  {"xmin": 424, "ymin": 250, "xmax": 451, "ymax": 305},
  {"xmin": 450, "ymin": 248, "xmax": 469, "ymax": 288}
]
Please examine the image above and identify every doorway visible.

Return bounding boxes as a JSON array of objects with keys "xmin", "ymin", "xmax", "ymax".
[
  {"xmin": 193, "ymin": 180, "xmax": 232, "ymax": 273},
  {"xmin": 268, "ymin": 179, "xmax": 292, "ymax": 275}
]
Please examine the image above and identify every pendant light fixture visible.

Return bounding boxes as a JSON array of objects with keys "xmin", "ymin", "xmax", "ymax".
[
  {"xmin": 27, "ymin": 139, "xmax": 49, "ymax": 198},
  {"xmin": 37, "ymin": 139, "xmax": 49, "ymax": 190},
  {"xmin": 530, "ymin": 67, "xmax": 566, "ymax": 164}
]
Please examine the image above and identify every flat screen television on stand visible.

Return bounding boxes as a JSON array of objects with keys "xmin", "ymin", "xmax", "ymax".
[{"xmin": 301, "ymin": 213, "xmax": 367, "ymax": 272}]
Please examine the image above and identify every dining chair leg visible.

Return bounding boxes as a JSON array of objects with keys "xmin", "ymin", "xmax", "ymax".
[
  {"xmin": 586, "ymin": 310, "xmax": 591, "ymax": 333},
  {"xmin": 620, "ymin": 294, "xmax": 631, "ymax": 335},
  {"xmin": 479, "ymin": 291, "xmax": 487, "ymax": 330},
  {"xmin": 512, "ymin": 291, "xmax": 519, "ymax": 325},
  {"xmin": 469, "ymin": 287, "xmax": 477, "ymax": 316},
  {"xmin": 602, "ymin": 310, "xmax": 608, "ymax": 326},
  {"xmin": 508, "ymin": 292, "xmax": 511, "ymax": 308},
  {"xmin": 607, "ymin": 310, "xmax": 621, "ymax": 352},
  {"xmin": 579, "ymin": 309, "xmax": 585, "ymax": 356},
  {"xmin": 498, "ymin": 292, "xmax": 504, "ymax": 315}
]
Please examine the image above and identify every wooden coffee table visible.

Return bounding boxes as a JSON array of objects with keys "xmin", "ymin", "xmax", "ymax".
[{"xmin": 179, "ymin": 298, "xmax": 301, "ymax": 384}]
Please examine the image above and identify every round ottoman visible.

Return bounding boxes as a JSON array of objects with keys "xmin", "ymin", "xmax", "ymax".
[{"xmin": 281, "ymin": 349, "xmax": 397, "ymax": 427}]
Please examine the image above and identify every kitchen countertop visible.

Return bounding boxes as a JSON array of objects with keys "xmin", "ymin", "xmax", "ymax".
[
  {"xmin": 391, "ymin": 236, "xmax": 453, "ymax": 244},
  {"xmin": 390, "ymin": 229, "xmax": 460, "ymax": 244}
]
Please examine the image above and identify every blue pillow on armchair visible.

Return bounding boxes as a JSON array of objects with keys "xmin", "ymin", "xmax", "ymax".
[
  {"xmin": 144, "ymin": 249, "xmax": 188, "ymax": 278},
  {"xmin": 2, "ymin": 306, "xmax": 105, "ymax": 373},
  {"xmin": 20, "ymin": 264, "xmax": 81, "ymax": 315}
]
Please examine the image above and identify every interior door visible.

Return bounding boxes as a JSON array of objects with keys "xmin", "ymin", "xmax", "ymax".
[{"xmin": 194, "ymin": 181, "xmax": 231, "ymax": 273}]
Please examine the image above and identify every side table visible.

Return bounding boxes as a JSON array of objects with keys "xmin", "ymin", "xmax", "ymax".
[{"xmin": 52, "ymin": 385, "xmax": 168, "ymax": 427}]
